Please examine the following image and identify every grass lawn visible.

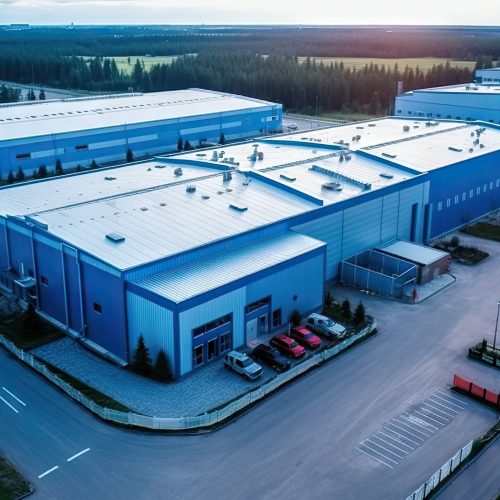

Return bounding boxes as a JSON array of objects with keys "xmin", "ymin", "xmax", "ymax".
[
  {"xmin": 461, "ymin": 222, "xmax": 500, "ymax": 242},
  {"xmin": 289, "ymin": 111, "xmax": 379, "ymax": 122},
  {"xmin": 109, "ymin": 55, "xmax": 196, "ymax": 74},
  {"xmin": 0, "ymin": 456, "xmax": 31, "ymax": 500},
  {"xmin": 296, "ymin": 56, "xmax": 475, "ymax": 71}
]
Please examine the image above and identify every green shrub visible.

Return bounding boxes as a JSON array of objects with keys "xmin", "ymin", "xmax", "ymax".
[{"xmin": 289, "ymin": 309, "xmax": 301, "ymax": 327}]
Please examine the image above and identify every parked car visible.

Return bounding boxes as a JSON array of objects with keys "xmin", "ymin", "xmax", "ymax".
[
  {"xmin": 286, "ymin": 123, "xmax": 298, "ymax": 130},
  {"xmin": 270, "ymin": 334, "xmax": 305, "ymax": 358},
  {"xmin": 253, "ymin": 344, "xmax": 291, "ymax": 372},
  {"xmin": 306, "ymin": 313, "xmax": 346, "ymax": 339},
  {"xmin": 291, "ymin": 325, "xmax": 322, "ymax": 349},
  {"xmin": 224, "ymin": 351, "xmax": 263, "ymax": 380}
]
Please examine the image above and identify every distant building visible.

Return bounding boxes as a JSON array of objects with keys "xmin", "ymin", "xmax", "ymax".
[
  {"xmin": 1, "ymin": 117, "xmax": 498, "ymax": 377},
  {"xmin": 0, "ymin": 89, "xmax": 282, "ymax": 177},
  {"xmin": 394, "ymin": 69, "xmax": 500, "ymax": 124}
]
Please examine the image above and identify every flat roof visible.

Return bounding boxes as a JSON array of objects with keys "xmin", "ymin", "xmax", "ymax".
[
  {"xmin": 378, "ymin": 240, "xmax": 449, "ymax": 266},
  {"xmin": 0, "ymin": 89, "xmax": 278, "ymax": 142},
  {"xmin": 135, "ymin": 232, "xmax": 325, "ymax": 303},
  {"xmin": 27, "ymin": 171, "xmax": 316, "ymax": 270},
  {"xmin": 402, "ymin": 84, "xmax": 500, "ymax": 95}
]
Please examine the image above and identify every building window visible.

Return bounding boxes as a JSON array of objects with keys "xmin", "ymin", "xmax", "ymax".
[
  {"xmin": 454, "ymin": 195, "xmax": 459, "ymax": 204},
  {"xmin": 15, "ymin": 153, "xmax": 31, "ymax": 160},
  {"xmin": 397, "ymin": 109, "xmax": 401, "ymax": 114},
  {"xmin": 272, "ymin": 308, "xmax": 282, "ymax": 328},
  {"xmin": 477, "ymin": 187, "xmax": 481, "ymax": 195},
  {"xmin": 483, "ymin": 184, "xmax": 487, "ymax": 193},
  {"xmin": 39, "ymin": 275, "xmax": 48, "ymax": 286},
  {"xmin": 192, "ymin": 314, "xmax": 231, "ymax": 338},
  {"xmin": 219, "ymin": 333, "xmax": 231, "ymax": 354},
  {"xmin": 93, "ymin": 302, "xmax": 102, "ymax": 314},
  {"xmin": 490, "ymin": 182, "xmax": 494, "ymax": 190},
  {"xmin": 75, "ymin": 144, "xmax": 89, "ymax": 151},
  {"xmin": 437, "ymin": 202, "xmax": 443, "ymax": 211},
  {"xmin": 193, "ymin": 345, "xmax": 203, "ymax": 368},
  {"xmin": 446, "ymin": 198, "xmax": 451, "ymax": 208},
  {"xmin": 245, "ymin": 297, "xmax": 270, "ymax": 315},
  {"xmin": 462, "ymin": 192, "xmax": 466, "ymax": 201},
  {"xmin": 470, "ymin": 189, "xmax": 474, "ymax": 198},
  {"xmin": 496, "ymin": 179, "xmax": 500, "ymax": 188}
]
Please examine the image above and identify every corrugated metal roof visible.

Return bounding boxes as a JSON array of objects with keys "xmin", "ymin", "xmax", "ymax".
[
  {"xmin": 0, "ymin": 89, "xmax": 277, "ymax": 142},
  {"xmin": 415, "ymin": 84, "xmax": 500, "ymax": 95},
  {"xmin": 135, "ymin": 232, "xmax": 325, "ymax": 303},
  {"xmin": 378, "ymin": 240, "xmax": 449, "ymax": 266}
]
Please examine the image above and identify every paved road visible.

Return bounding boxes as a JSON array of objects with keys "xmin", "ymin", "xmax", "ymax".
[
  {"xmin": 436, "ymin": 436, "xmax": 500, "ymax": 500},
  {"xmin": 282, "ymin": 114, "xmax": 347, "ymax": 133},
  {"xmin": 1, "ymin": 234, "xmax": 499, "ymax": 500},
  {"xmin": 0, "ymin": 80, "xmax": 86, "ymax": 100}
]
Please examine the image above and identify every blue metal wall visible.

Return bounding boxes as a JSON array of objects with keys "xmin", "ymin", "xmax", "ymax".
[
  {"xmin": 428, "ymin": 152, "xmax": 500, "ymax": 238},
  {"xmin": 0, "ymin": 106, "xmax": 282, "ymax": 177}
]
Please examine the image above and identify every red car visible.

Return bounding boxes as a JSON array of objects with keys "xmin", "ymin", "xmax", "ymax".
[
  {"xmin": 291, "ymin": 326, "xmax": 321, "ymax": 349},
  {"xmin": 270, "ymin": 334, "xmax": 305, "ymax": 358}
]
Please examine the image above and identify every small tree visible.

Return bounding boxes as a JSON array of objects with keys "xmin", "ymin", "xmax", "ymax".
[
  {"xmin": 7, "ymin": 170, "xmax": 15, "ymax": 184},
  {"xmin": 15, "ymin": 167, "xmax": 25, "ymax": 182},
  {"xmin": 38, "ymin": 164, "xmax": 48, "ymax": 178},
  {"xmin": 153, "ymin": 350, "xmax": 173, "ymax": 382},
  {"xmin": 90, "ymin": 159, "xmax": 98, "ymax": 169},
  {"xmin": 325, "ymin": 290, "xmax": 333, "ymax": 307},
  {"xmin": 289, "ymin": 309, "xmax": 301, "ymax": 327},
  {"xmin": 131, "ymin": 335, "xmax": 152, "ymax": 376},
  {"xmin": 352, "ymin": 301, "xmax": 366, "ymax": 326},
  {"xmin": 450, "ymin": 235, "xmax": 460, "ymax": 247},
  {"xmin": 177, "ymin": 136, "xmax": 183, "ymax": 151},
  {"xmin": 219, "ymin": 132, "xmax": 226, "ymax": 145},
  {"xmin": 126, "ymin": 148, "xmax": 134, "ymax": 163},
  {"xmin": 184, "ymin": 139, "xmax": 191, "ymax": 151},
  {"xmin": 23, "ymin": 303, "xmax": 40, "ymax": 336},
  {"xmin": 38, "ymin": 88, "xmax": 46, "ymax": 101},
  {"xmin": 26, "ymin": 89, "xmax": 36, "ymax": 101},
  {"xmin": 76, "ymin": 164, "xmax": 82, "ymax": 172},
  {"xmin": 55, "ymin": 159, "xmax": 63, "ymax": 175},
  {"xmin": 341, "ymin": 299, "xmax": 351, "ymax": 321}
]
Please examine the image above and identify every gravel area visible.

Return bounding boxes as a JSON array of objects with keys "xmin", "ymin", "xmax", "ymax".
[{"xmin": 32, "ymin": 338, "xmax": 275, "ymax": 418}]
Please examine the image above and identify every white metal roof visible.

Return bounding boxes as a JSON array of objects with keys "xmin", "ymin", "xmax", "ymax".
[
  {"xmin": 135, "ymin": 232, "xmax": 325, "ymax": 303},
  {"xmin": 0, "ymin": 89, "xmax": 277, "ymax": 142},
  {"xmin": 378, "ymin": 240, "xmax": 449, "ymax": 266},
  {"xmin": 405, "ymin": 84, "xmax": 500, "ymax": 95},
  {"xmin": 27, "ymin": 171, "xmax": 316, "ymax": 270}
]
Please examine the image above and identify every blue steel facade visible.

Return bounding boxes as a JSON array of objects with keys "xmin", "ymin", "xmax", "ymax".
[
  {"xmin": 0, "ymin": 106, "xmax": 282, "ymax": 177},
  {"xmin": 1, "ymin": 119, "xmax": 498, "ymax": 378}
]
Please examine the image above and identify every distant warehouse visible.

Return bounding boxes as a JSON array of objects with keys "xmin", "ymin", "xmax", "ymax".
[
  {"xmin": 0, "ymin": 89, "xmax": 282, "ymax": 177},
  {"xmin": 1, "ymin": 117, "xmax": 499, "ymax": 378}
]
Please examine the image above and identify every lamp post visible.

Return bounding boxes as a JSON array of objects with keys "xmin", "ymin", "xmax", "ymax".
[{"xmin": 493, "ymin": 300, "xmax": 500, "ymax": 352}]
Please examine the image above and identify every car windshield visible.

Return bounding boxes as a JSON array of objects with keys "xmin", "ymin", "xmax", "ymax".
[
  {"xmin": 325, "ymin": 319, "xmax": 334, "ymax": 327},
  {"xmin": 242, "ymin": 358, "xmax": 254, "ymax": 367},
  {"xmin": 290, "ymin": 341, "xmax": 299, "ymax": 348},
  {"xmin": 305, "ymin": 333, "xmax": 314, "ymax": 339}
]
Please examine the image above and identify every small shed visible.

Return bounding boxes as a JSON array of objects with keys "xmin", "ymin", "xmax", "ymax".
[{"xmin": 377, "ymin": 240, "xmax": 450, "ymax": 284}]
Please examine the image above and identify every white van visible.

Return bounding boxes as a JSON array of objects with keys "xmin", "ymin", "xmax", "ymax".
[{"xmin": 306, "ymin": 313, "xmax": 346, "ymax": 339}]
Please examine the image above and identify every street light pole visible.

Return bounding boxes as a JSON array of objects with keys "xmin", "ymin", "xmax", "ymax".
[{"xmin": 493, "ymin": 300, "xmax": 500, "ymax": 351}]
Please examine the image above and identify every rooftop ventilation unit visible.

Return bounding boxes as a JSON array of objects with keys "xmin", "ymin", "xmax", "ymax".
[
  {"xmin": 186, "ymin": 185, "xmax": 196, "ymax": 193},
  {"xmin": 155, "ymin": 164, "xmax": 166, "ymax": 169},
  {"xmin": 448, "ymin": 146, "xmax": 463, "ymax": 152},
  {"xmin": 106, "ymin": 232, "xmax": 125, "ymax": 243},
  {"xmin": 280, "ymin": 174, "xmax": 296, "ymax": 182},
  {"xmin": 211, "ymin": 151, "xmax": 219, "ymax": 162},
  {"xmin": 322, "ymin": 182, "xmax": 342, "ymax": 191},
  {"xmin": 202, "ymin": 195, "xmax": 210, "ymax": 200},
  {"xmin": 368, "ymin": 123, "xmax": 376, "ymax": 127},
  {"xmin": 223, "ymin": 171, "xmax": 232, "ymax": 182},
  {"xmin": 382, "ymin": 152, "xmax": 397, "ymax": 159},
  {"xmin": 104, "ymin": 176, "xmax": 116, "ymax": 181},
  {"xmin": 403, "ymin": 125, "xmax": 410, "ymax": 132},
  {"xmin": 379, "ymin": 172, "xmax": 394, "ymax": 179},
  {"xmin": 229, "ymin": 203, "xmax": 248, "ymax": 212},
  {"xmin": 174, "ymin": 167, "xmax": 183, "ymax": 176}
]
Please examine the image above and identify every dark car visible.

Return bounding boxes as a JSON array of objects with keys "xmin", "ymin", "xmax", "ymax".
[
  {"xmin": 253, "ymin": 344, "xmax": 291, "ymax": 371},
  {"xmin": 291, "ymin": 325, "xmax": 322, "ymax": 349},
  {"xmin": 270, "ymin": 334, "xmax": 306, "ymax": 358}
]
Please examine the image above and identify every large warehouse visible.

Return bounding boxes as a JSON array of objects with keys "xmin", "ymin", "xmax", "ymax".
[
  {"xmin": 0, "ymin": 89, "xmax": 282, "ymax": 177},
  {"xmin": 394, "ymin": 69, "xmax": 500, "ymax": 124},
  {"xmin": 1, "ymin": 116, "xmax": 499, "ymax": 378}
]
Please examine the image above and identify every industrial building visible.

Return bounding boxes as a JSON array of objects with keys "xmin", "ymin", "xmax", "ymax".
[
  {"xmin": 0, "ymin": 89, "xmax": 282, "ymax": 177},
  {"xmin": 1, "ymin": 116, "xmax": 499, "ymax": 378},
  {"xmin": 394, "ymin": 69, "xmax": 500, "ymax": 124}
]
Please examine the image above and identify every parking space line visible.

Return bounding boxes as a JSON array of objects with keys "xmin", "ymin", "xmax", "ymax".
[
  {"xmin": 422, "ymin": 402, "xmax": 453, "ymax": 419},
  {"xmin": 428, "ymin": 398, "xmax": 459, "ymax": 414},
  {"xmin": 387, "ymin": 422, "xmax": 425, "ymax": 446},
  {"xmin": 433, "ymin": 394, "xmax": 466, "ymax": 410},
  {"xmin": 393, "ymin": 418, "xmax": 431, "ymax": 437},
  {"xmin": 378, "ymin": 430, "xmax": 415, "ymax": 450},
  {"xmin": 0, "ymin": 395, "xmax": 19, "ymax": 413},
  {"xmin": 365, "ymin": 438, "xmax": 406, "ymax": 459},
  {"xmin": 419, "ymin": 405, "xmax": 450, "ymax": 422},
  {"xmin": 389, "ymin": 420, "xmax": 427, "ymax": 441},
  {"xmin": 359, "ymin": 441, "xmax": 399, "ymax": 464},
  {"xmin": 356, "ymin": 446, "xmax": 394, "ymax": 469},
  {"xmin": 2, "ymin": 387, "xmax": 26, "ymax": 406},
  {"xmin": 400, "ymin": 414, "xmax": 436, "ymax": 433},
  {"xmin": 436, "ymin": 391, "xmax": 468, "ymax": 406},
  {"xmin": 413, "ymin": 409, "xmax": 446, "ymax": 426},
  {"xmin": 371, "ymin": 434, "xmax": 409, "ymax": 455},
  {"xmin": 67, "ymin": 448, "xmax": 90, "ymax": 462},
  {"xmin": 38, "ymin": 466, "xmax": 58, "ymax": 479},
  {"xmin": 384, "ymin": 425, "xmax": 422, "ymax": 445}
]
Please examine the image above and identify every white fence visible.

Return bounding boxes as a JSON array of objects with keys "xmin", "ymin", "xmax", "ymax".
[
  {"xmin": 406, "ymin": 440, "xmax": 474, "ymax": 500},
  {"xmin": 0, "ymin": 322, "xmax": 376, "ymax": 431}
]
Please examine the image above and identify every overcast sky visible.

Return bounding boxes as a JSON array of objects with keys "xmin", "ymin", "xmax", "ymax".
[{"xmin": 2, "ymin": 0, "xmax": 499, "ymax": 26}]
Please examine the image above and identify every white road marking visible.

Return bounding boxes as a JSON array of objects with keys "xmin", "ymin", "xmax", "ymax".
[
  {"xmin": 393, "ymin": 418, "xmax": 431, "ymax": 437},
  {"xmin": 359, "ymin": 441, "xmax": 399, "ymax": 464},
  {"xmin": 436, "ymin": 390, "xmax": 468, "ymax": 406},
  {"xmin": 67, "ymin": 448, "xmax": 90, "ymax": 462},
  {"xmin": 38, "ymin": 466, "xmax": 59, "ymax": 479},
  {"xmin": 356, "ymin": 446, "xmax": 394, "ymax": 468},
  {"xmin": 428, "ymin": 398, "xmax": 459, "ymax": 414},
  {"xmin": 0, "ymin": 395, "xmax": 19, "ymax": 413},
  {"xmin": 433, "ymin": 393, "xmax": 466, "ymax": 410},
  {"xmin": 2, "ymin": 387, "xmax": 26, "ymax": 407},
  {"xmin": 401, "ymin": 414, "xmax": 436, "ymax": 432},
  {"xmin": 385, "ymin": 423, "xmax": 423, "ymax": 444},
  {"xmin": 413, "ymin": 409, "xmax": 446, "ymax": 426},
  {"xmin": 371, "ymin": 434, "xmax": 409, "ymax": 455},
  {"xmin": 422, "ymin": 402, "xmax": 453, "ymax": 419},
  {"xmin": 365, "ymin": 438, "xmax": 405, "ymax": 459},
  {"xmin": 378, "ymin": 430, "xmax": 415, "ymax": 450}
]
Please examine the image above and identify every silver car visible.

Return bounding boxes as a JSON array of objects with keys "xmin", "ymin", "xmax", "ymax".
[
  {"xmin": 306, "ymin": 313, "xmax": 346, "ymax": 339},
  {"xmin": 224, "ymin": 351, "xmax": 263, "ymax": 380}
]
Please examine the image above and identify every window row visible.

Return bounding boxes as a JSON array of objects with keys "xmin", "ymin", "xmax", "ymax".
[
  {"xmin": 396, "ymin": 109, "xmax": 499, "ymax": 124},
  {"xmin": 437, "ymin": 180, "xmax": 500, "ymax": 211}
]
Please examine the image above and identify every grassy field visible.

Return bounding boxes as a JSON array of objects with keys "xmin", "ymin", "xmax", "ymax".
[
  {"xmin": 0, "ymin": 456, "xmax": 31, "ymax": 500},
  {"xmin": 291, "ymin": 111, "xmax": 381, "ymax": 122},
  {"xmin": 461, "ymin": 222, "xmax": 500, "ymax": 242},
  {"xmin": 296, "ymin": 56, "xmax": 475, "ymax": 71},
  {"xmin": 111, "ymin": 55, "xmax": 196, "ymax": 74}
]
